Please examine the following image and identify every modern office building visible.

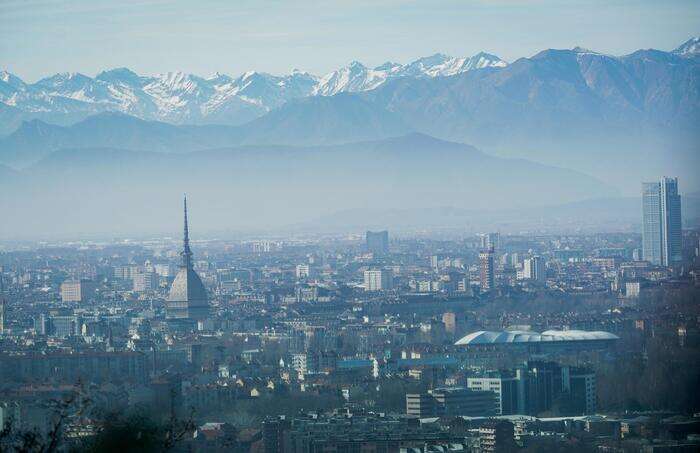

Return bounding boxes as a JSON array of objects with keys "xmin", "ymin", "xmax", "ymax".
[
  {"xmin": 467, "ymin": 371, "xmax": 525, "ymax": 415},
  {"xmin": 406, "ymin": 388, "xmax": 497, "ymax": 417},
  {"xmin": 167, "ymin": 196, "xmax": 209, "ymax": 321},
  {"xmin": 0, "ymin": 276, "xmax": 4, "ymax": 335},
  {"xmin": 0, "ymin": 300, "xmax": 4, "ymax": 336},
  {"xmin": 570, "ymin": 368, "xmax": 597, "ymax": 414},
  {"xmin": 366, "ymin": 230, "xmax": 389, "ymax": 255},
  {"xmin": 432, "ymin": 388, "xmax": 497, "ymax": 417},
  {"xmin": 642, "ymin": 177, "xmax": 682, "ymax": 266},
  {"xmin": 467, "ymin": 362, "xmax": 596, "ymax": 417},
  {"xmin": 479, "ymin": 248, "xmax": 495, "ymax": 292},
  {"xmin": 364, "ymin": 269, "xmax": 392, "ymax": 291}
]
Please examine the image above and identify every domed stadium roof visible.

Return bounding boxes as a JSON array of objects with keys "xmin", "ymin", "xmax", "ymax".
[
  {"xmin": 168, "ymin": 266, "xmax": 207, "ymax": 303},
  {"xmin": 540, "ymin": 329, "xmax": 619, "ymax": 341},
  {"xmin": 454, "ymin": 329, "xmax": 619, "ymax": 346}
]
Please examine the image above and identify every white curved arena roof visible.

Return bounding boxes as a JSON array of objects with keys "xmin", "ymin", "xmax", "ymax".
[{"xmin": 454, "ymin": 329, "xmax": 619, "ymax": 346}]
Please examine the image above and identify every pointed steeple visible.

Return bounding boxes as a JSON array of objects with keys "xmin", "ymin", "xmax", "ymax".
[
  {"xmin": 167, "ymin": 195, "xmax": 208, "ymax": 321},
  {"xmin": 182, "ymin": 195, "xmax": 193, "ymax": 269}
]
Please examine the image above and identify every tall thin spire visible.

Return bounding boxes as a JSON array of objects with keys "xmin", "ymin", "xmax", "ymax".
[{"xmin": 182, "ymin": 194, "xmax": 193, "ymax": 268}]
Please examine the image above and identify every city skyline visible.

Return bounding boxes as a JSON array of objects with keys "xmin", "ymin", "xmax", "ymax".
[{"xmin": 2, "ymin": 214, "xmax": 698, "ymax": 451}]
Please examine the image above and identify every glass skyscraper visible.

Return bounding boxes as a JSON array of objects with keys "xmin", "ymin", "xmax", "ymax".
[{"xmin": 642, "ymin": 177, "xmax": 682, "ymax": 266}]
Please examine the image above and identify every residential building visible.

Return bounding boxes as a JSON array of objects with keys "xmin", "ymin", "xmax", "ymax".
[
  {"xmin": 295, "ymin": 264, "xmax": 309, "ymax": 279},
  {"xmin": 478, "ymin": 420, "xmax": 516, "ymax": 453},
  {"xmin": 523, "ymin": 256, "xmax": 546, "ymax": 282},
  {"xmin": 364, "ymin": 269, "xmax": 392, "ymax": 291},
  {"xmin": 60, "ymin": 279, "xmax": 96, "ymax": 303},
  {"xmin": 479, "ymin": 248, "xmax": 495, "ymax": 292},
  {"xmin": 133, "ymin": 271, "xmax": 158, "ymax": 292}
]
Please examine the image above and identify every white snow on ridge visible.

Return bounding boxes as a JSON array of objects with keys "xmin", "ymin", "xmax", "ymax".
[
  {"xmin": 314, "ymin": 52, "xmax": 507, "ymax": 96},
  {"xmin": 673, "ymin": 37, "xmax": 700, "ymax": 56},
  {"xmin": 0, "ymin": 51, "xmax": 507, "ymax": 123}
]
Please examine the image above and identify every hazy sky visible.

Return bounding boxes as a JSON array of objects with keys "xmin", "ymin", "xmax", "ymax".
[{"xmin": 2, "ymin": 0, "xmax": 699, "ymax": 81}]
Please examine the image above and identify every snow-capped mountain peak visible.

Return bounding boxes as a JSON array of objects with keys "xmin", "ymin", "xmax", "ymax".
[
  {"xmin": 0, "ymin": 70, "xmax": 26, "ymax": 90},
  {"xmin": 374, "ymin": 61, "xmax": 403, "ymax": 72},
  {"xmin": 35, "ymin": 72, "xmax": 92, "ymax": 90},
  {"xmin": 150, "ymin": 71, "xmax": 204, "ymax": 93},
  {"xmin": 207, "ymin": 71, "xmax": 227, "ymax": 80},
  {"xmin": 314, "ymin": 51, "xmax": 507, "ymax": 95},
  {"xmin": 313, "ymin": 60, "xmax": 388, "ymax": 96},
  {"xmin": 673, "ymin": 36, "xmax": 700, "ymax": 56},
  {"xmin": 572, "ymin": 46, "xmax": 599, "ymax": 54},
  {"xmin": 417, "ymin": 53, "xmax": 450, "ymax": 63},
  {"xmin": 1, "ymin": 49, "xmax": 510, "ymax": 125},
  {"xmin": 239, "ymin": 70, "xmax": 259, "ymax": 81},
  {"xmin": 469, "ymin": 52, "xmax": 508, "ymax": 68}
]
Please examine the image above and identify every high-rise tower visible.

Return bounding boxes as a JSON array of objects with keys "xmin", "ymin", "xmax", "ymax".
[
  {"xmin": 167, "ymin": 196, "xmax": 209, "ymax": 320},
  {"xmin": 0, "ymin": 274, "xmax": 5, "ymax": 335},
  {"xmin": 366, "ymin": 230, "xmax": 389, "ymax": 256},
  {"xmin": 479, "ymin": 247, "xmax": 495, "ymax": 293},
  {"xmin": 642, "ymin": 177, "xmax": 682, "ymax": 266}
]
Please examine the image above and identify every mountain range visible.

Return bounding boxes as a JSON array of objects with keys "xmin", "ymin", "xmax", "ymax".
[
  {"xmin": 2, "ymin": 39, "xmax": 696, "ymax": 138},
  {"xmin": 0, "ymin": 52, "xmax": 505, "ymax": 134},
  {"xmin": 0, "ymin": 38, "xmax": 698, "ymax": 236},
  {"xmin": 2, "ymin": 39, "xmax": 698, "ymax": 188},
  {"xmin": 0, "ymin": 96, "xmax": 414, "ymax": 165}
]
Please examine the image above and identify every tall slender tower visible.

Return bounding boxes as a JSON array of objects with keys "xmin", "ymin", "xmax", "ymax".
[
  {"xmin": 182, "ymin": 195, "xmax": 193, "ymax": 269},
  {"xmin": 0, "ymin": 274, "xmax": 5, "ymax": 335},
  {"xmin": 166, "ymin": 196, "xmax": 209, "ymax": 320},
  {"xmin": 642, "ymin": 177, "xmax": 682, "ymax": 266}
]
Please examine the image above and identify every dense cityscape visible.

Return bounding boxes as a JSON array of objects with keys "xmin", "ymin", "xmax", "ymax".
[
  {"xmin": 1, "ymin": 177, "xmax": 699, "ymax": 452},
  {"xmin": 2, "ymin": 1, "xmax": 700, "ymax": 451}
]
